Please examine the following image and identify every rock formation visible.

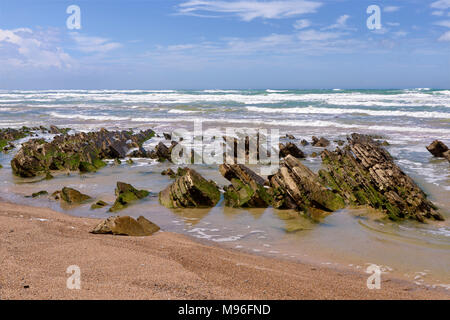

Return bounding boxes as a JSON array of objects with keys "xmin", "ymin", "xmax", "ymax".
[
  {"xmin": 91, "ymin": 216, "xmax": 160, "ymax": 236},
  {"xmin": 219, "ymin": 164, "xmax": 271, "ymax": 208},
  {"xmin": 159, "ymin": 168, "xmax": 220, "ymax": 208},
  {"xmin": 279, "ymin": 142, "xmax": 305, "ymax": 159},
  {"xmin": 426, "ymin": 140, "xmax": 449, "ymax": 160},
  {"xmin": 11, "ymin": 128, "xmax": 155, "ymax": 177},
  {"xmin": 109, "ymin": 182, "xmax": 150, "ymax": 212},
  {"xmin": 319, "ymin": 133, "xmax": 443, "ymax": 222},
  {"xmin": 269, "ymin": 155, "xmax": 345, "ymax": 212}
]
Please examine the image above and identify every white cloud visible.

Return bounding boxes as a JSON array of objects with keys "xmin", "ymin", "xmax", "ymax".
[
  {"xmin": 177, "ymin": 0, "xmax": 323, "ymax": 21},
  {"xmin": 431, "ymin": 0, "xmax": 450, "ymax": 10},
  {"xmin": 438, "ymin": 30, "xmax": 450, "ymax": 41},
  {"xmin": 434, "ymin": 20, "xmax": 450, "ymax": 27},
  {"xmin": 70, "ymin": 33, "xmax": 122, "ymax": 53},
  {"xmin": 386, "ymin": 22, "xmax": 400, "ymax": 26},
  {"xmin": 325, "ymin": 14, "xmax": 350, "ymax": 29},
  {"xmin": 432, "ymin": 10, "xmax": 444, "ymax": 16},
  {"xmin": 384, "ymin": 6, "xmax": 400, "ymax": 13},
  {"xmin": 293, "ymin": 19, "xmax": 311, "ymax": 29},
  {"xmin": 0, "ymin": 28, "xmax": 72, "ymax": 68},
  {"xmin": 297, "ymin": 29, "xmax": 343, "ymax": 41}
]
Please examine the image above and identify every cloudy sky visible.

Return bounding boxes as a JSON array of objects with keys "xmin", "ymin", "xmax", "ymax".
[{"xmin": 0, "ymin": 0, "xmax": 449, "ymax": 89}]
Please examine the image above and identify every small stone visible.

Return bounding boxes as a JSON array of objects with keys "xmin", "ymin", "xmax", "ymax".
[{"xmin": 91, "ymin": 200, "xmax": 108, "ymax": 210}]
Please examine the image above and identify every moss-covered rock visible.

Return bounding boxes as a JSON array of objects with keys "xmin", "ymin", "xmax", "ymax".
[
  {"xmin": 109, "ymin": 182, "xmax": 150, "ymax": 212},
  {"xmin": 270, "ymin": 155, "xmax": 345, "ymax": 212},
  {"xmin": 91, "ymin": 215, "xmax": 160, "ymax": 236},
  {"xmin": 91, "ymin": 200, "xmax": 108, "ymax": 210},
  {"xmin": 220, "ymin": 164, "xmax": 271, "ymax": 208},
  {"xmin": 319, "ymin": 133, "xmax": 443, "ymax": 222},
  {"xmin": 11, "ymin": 128, "xmax": 154, "ymax": 177},
  {"xmin": 159, "ymin": 168, "xmax": 220, "ymax": 208},
  {"xmin": 60, "ymin": 187, "xmax": 92, "ymax": 204}
]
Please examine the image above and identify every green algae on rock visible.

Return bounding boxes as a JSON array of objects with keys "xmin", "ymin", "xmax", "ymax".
[
  {"xmin": 159, "ymin": 168, "xmax": 220, "ymax": 208},
  {"xmin": 91, "ymin": 215, "xmax": 160, "ymax": 236},
  {"xmin": 56, "ymin": 187, "xmax": 92, "ymax": 204},
  {"xmin": 91, "ymin": 200, "xmax": 109, "ymax": 210},
  {"xmin": 109, "ymin": 182, "xmax": 150, "ymax": 212},
  {"xmin": 220, "ymin": 164, "xmax": 272, "ymax": 208},
  {"xmin": 270, "ymin": 155, "xmax": 345, "ymax": 212},
  {"xmin": 319, "ymin": 133, "xmax": 444, "ymax": 222},
  {"xmin": 11, "ymin": 128, "xmax": 155, "ymax": 177}
]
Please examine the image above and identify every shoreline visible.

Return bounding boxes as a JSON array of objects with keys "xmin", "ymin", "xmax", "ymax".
[{"xmin": 0, "ymin": 200, "xmax": 448, "ymax": 300}]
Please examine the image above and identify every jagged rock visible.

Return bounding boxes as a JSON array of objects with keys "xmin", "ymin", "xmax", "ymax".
[
  {"xmin": 113, "ymin": 158, "xmax": 122, "ymax": 165},
  {"xmin": 443, "ymin": 150, "xmax": 450, "ymax": 162},
  {"xmin": 426, "ymin": 140, "xmax": 449, "ymax": 158},
  {"xmin": 151, "ymin": 142, "xmax": 173, "ymax": 162},
  {"xmin": 310, "ymin": 152, "xmax": 318, "ymax": 158},
  {"xmin": 109, "ymin": 182, "xmax": 150, "ymax": 212},
  {"xmin": 269, "ymin": 155, "xmax": 345, "ymax": 212},
  {"xmin": 0, "ymin": 127, "xmax": 33, "ymax": 151},
  {"xmin": 279, "ymin": 142, "xmax": 305, "ymax": 159},
  {"xmin": 60, "ymin": 187, "xmax": 91, "ymax": 204},
  {"xmin": 300, "ymin": 139, "xmax": 309, "ymax": 146},
  {"xmin": 163, "ymin": 133, "xmax": 172, "ymax": 140},
  {"xmin": 319, "ymin": 133, "xmax": 443, "ymax": 222},
  {"xmin": 286, "ymin": 134, "xmax": 296, "ymax": 139},
  {"xmin": 91, "ymin": 200, "xmax": 108, "ymax": 210},
  {"xmin": 161, "ymin": 168, "xmax": 176, "ymax": 178},
  {"xmin": 312, "ymin": 136, "xmax": 330, "ymax": 147},
  {"xmin": 126, "ymin": 159, "xmax": 134, "ymax": 165},
  {"xmin": 91, "ymin": 216, "xmax": 160, "ymax": 236},
  {"xmin": 159, "ymin": 168, "xmax": 220, "ymax": 208},
  {"xmin": 219, "ymin": 164, "xmax": 271, "ymax": 208},
  {"xmin": 11, "ymin": 128, "xmax": 154, "ymax": 177},
  {"xmin": 49, "ymin": 125, "xmax": 71, "ymax": 135},
  {"xmin": 334, "ymin": 140, "xmax": 345, "ymax": 146}
]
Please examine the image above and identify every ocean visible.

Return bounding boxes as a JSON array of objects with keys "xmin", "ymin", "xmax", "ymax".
[{"xmin": 0, "ymin": 88, "xmax": 449, "ymax": 289}]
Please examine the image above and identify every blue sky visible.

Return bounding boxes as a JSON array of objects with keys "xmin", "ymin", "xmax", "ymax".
[{"xmin": 0, "ymin": 0, "xmax": 449, "ymax": 89}]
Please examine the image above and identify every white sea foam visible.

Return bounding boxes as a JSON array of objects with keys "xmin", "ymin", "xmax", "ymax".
[
  {"xmin": 246, "ymin": 106, "xmax": 450, "ymax": 119},
  {"xmin": 167, "ymin": 109, "xmax": 200, "ymax": 114},
  {"xmin": 2, "ymin": 90, "xmax": 449, "ymax": 107}
]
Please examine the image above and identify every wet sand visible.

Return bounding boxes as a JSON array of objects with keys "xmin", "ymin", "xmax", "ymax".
[{"xmin": 0, "ymin": 201, "xmax": 448, "ymax": 300}]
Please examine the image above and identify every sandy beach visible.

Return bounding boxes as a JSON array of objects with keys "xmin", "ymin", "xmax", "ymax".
[{"xmin": 0, "ymin": 200, "xmax": 448, "ymax": 300}]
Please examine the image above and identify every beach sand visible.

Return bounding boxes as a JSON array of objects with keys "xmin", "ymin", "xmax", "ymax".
[{"xmin": 0, "ymin": 201, "xmax": 448, "ymax": 300}]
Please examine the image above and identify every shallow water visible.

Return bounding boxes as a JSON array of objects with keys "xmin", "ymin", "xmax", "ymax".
[{"xmin": 0, "ymin": 88, "xmax": 449, "ymax": 289}]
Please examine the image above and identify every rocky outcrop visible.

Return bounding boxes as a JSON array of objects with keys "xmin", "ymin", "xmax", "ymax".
[
  {"xmin": 319, "ymin": 133, "xmax": 443, "ymax": 222},
  {"xmin": 312, "ymin": 136, "xmax": 330, "ymax": 147},
  {"xmin": 269, "ymin": 155, "xmax": 345, "ymax": 212},
  {"xmin": 91, "ymin": 216, "xmax": 160, "ymax": 236},
  {"xmin": 159, "ymin": 168, "xmax": 220, "ymax": 208},
  {"xmin": 11, "ymin": 128, "xmax": 155, "ymax": 177},
  {"xmin": 54, "ymin": 187, "xmax": 92, "ymax": 204},
  {"xmin": 219, "ymin": 164, "xmax": 271, "ymax": 208},
  {"xmin": 279, "ymin": 142, "xmax": 305, "ymax": 159},
  {"xmin": 286, "ymin": 134, "xmax": 296, "ymax": 140},
  {"xmin": 426, "ymin": 140, "xmax": 449, "ymax": 158},
  {"xmin": 0, "ymin": 127, "xmax": 33, "ymax": 151},
  {"xmin": 109, "ymin": 182, "xmax": 150, "ymax": 212}
]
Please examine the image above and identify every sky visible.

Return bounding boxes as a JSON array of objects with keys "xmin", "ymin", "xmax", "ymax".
[{"xmin": 0, "ymin": 0, "xmax": 449, "ymax": 89}]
